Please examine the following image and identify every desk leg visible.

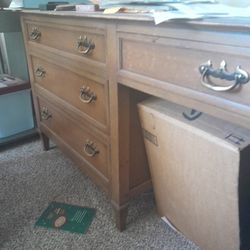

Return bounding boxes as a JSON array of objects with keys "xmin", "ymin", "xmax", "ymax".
[
  {"xmin": 112, "ymin": 201, "xmax": 129, "ymax": 231},
  {"xmin": 41, "ymin": 132, "xmax": 50, "ymax": 151},
  {"xmin": 110, "ymin": 83, "xmax": 130, "ymax": 231},
  {"xmin": 110, "ymin": 83, "xmax": 150, "ymax": 231},
  {"xmin": 107, "ymin": 25, "xmax": 132, "ymax": 231}
]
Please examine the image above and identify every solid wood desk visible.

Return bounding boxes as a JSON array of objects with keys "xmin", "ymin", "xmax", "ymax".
[{"xmin": 21, "ymin": 11, "xmax": 250, "ymax": 230}]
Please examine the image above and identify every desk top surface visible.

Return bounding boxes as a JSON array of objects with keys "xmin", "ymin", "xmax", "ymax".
[{"xmin": 21, "ymin": 9, "xmax": 250, "ymax": 31}]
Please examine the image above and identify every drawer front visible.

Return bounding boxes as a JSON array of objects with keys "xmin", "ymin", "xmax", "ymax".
[
  {"xmin": 37, "ymin": 96, "xmax": 109, "ymax": 180},
  {"xmin": 32, "ymin": 56, "xmax": 108, "ymax": 127},
  {"xmin": 120, "ymin": 35, "xmax": 250, "ymax": 107},
  {"xmin": 26, "ymin": 21, "xmax": 106, "ymax": 63}
]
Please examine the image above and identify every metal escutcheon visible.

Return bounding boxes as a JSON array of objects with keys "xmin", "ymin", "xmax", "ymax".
[
  {"xmin": 35, "ymin": 67, "xmax": 46, "ymax": 78},
  {"xmin": 77, "ymin": 36, "xmax": 95, "ymax": 55},
  {"xmin": 80, "ymin": 86, "xmax": 97, "ymax": 103},
  {"xmin": 83, "ymin": 140, "xmax": 99, "ymax": 157},
  {"xmin": 29, "ymin": 27, "xmax": 41, "ymax": 41},
  {"xmin": 199, "ymin": 60, "xmax": 249, "ymax": 92},
  {"xmin": 41, "ymin": 107, "xmax": 52, "ymax": 121}
]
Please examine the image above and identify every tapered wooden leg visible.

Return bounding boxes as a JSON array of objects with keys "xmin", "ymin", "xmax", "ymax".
[
  {"xmin": 112, "ymin": 201, "xmax": 128, "ymax": 231},
  {"xmin": 41, "ymin": 132, "xmax": 50, "ymax": 151}
]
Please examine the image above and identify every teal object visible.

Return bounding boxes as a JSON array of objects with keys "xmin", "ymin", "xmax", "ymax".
[
  {"xmin": 35, "ymin": 202, "xmax": 96, "ymax": 234},
  {"xmin": 23, "ymin": 0, "xmax": 51, "ymax": 8},
  {"xmin": 0, "ymin": 10, "xmax": 21, "ymax": 32},
  {"xmin": 23, "ymin": 0, "xmax": 90, "ymax": 8},
  {"xmin": 0, "ymin": 89, "xmax": 34, "ymax": 138},
  {"xmin": 0, "ymin": 10, "xmax": 34, "ymax": 140},
  {"xmin": 4, "ymin": 32, "xmax": 29, "ymax": 81}
]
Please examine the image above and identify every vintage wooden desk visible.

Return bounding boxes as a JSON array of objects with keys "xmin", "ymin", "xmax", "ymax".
[{"xmin": 21, "ymin": 11, "xmax": 250, "ymax": 231}]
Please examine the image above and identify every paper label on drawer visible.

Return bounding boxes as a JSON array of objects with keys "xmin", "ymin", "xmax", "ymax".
[{"xmin": 143, "ymin": 129, "xmax": 158, "ymax": 146}]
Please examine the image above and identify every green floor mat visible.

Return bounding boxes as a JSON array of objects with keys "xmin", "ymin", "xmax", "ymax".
[{"xmin": 35, "ymin": 201, "xmax": 96, "ymax": 234}]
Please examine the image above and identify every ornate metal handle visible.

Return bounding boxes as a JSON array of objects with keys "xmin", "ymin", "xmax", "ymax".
[
  {"xmin": 80, "ymin": 86, "xmax": 97, "ymax": 103},
  {"xmin": 41, "ymin": 107, "xmax": 52, "ymax": 120},
  {"xmin": 83, "ymin": 140, "xmax": 99, "ymax": 157},
  {"xmin": 77, "ymin": 36, "xmax": 95, "ymax": 55},
  {"xmin": 199, "ymin": 60, "xmax": 249, "ymax": 92},
  {"xmin": 35, "ymin": 67, "xmax": 46, "ymax": 78},
  {"xmin": 29, "ymin": 27, "xmax": 41, "ymax": 41}
]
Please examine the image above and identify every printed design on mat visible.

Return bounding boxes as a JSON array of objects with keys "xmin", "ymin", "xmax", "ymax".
[{"xmin": 35, "ymin": 202, "xmax": 96, "ymax": 234}]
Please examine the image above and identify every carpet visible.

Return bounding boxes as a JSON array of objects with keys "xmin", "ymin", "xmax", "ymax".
[{"xmin": 0, "ymin": 138, "xmax": 200, "ymax": 249}]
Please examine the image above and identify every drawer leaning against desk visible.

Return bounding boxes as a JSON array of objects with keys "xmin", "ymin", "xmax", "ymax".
[
  {"xmin": 23, "ymin": 17, "xmax": 106, "ymax": 63},
  {"xmin": 37, "ymin": 95, "xmax": 110, "ymax": 190},
  {"xmin": 31, "ymin": 56, "xmax": 108, "ymax": 130},
  {"xmin": 119, "ymin": 33, "xmax": 250, "ymax": 109}
]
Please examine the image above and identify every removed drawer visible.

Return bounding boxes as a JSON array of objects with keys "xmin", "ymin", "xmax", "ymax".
[
  {"xmin": 32, "ymin": 56, "xmax": 108, "ymax": 128},
  {"xmin": 25, "ymin": 20, "xmax": 106, "ymax": 63},
  {"xmin": 37, "ymin": 96, "xmax": 109, "ymax": 181},
  {"xmin": 120, "ymin": 35, "xmax": 250, "ymax": 107}
]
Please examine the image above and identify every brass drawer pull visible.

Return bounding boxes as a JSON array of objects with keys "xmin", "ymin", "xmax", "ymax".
[
  {"xmin": 41, "ymin": 107, "xmax": 52, "ymax": 120},
  {"xmin": 77, "ymin": 36, "xmax": 95, "ymax": 55},
  {"xmin": 84, "ymin": 140, "xmax": 99, "ymax": 157},
  {"xmin": 29, "ymin": 27, "xmax": 41, "ymax": 41},
  {"xmin": 199, "ymin": 60, "xmax": 249, "ymax": 92},
  {"xmin": 35, "ymin": 67, "xmax": 46, "ymax": 78},
  {"xmin": 80, "ymin": 86, "xmax": 97, "ymax": 103}
]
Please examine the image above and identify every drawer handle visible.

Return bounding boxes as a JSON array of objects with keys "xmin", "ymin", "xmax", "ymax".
[
  {"xmin": 35, "ymin": 67, "xmax": 46, "ymax": 78},
  {"xmin": 199, "ymin": 60, "xmax": 249, "ymax": 92},
  {"xmin": 77, "ymin": 36, "xmax": 95, "ymax": 55},
  {"xmin": 29, "ymin": 27, "xmax": 41, "ymax": 41},
  {"xmin": 84, "ymin": 140, "xmax": 99, "ymax": 157},
  {"xmin": 80, "ymin": 86, "xmax": 97, "ymax": 103},
  {"xmin": 41, "ymin": 107, "xmax": 52, "ymax": 120}
]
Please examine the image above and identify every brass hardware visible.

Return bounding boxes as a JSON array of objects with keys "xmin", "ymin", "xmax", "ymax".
[
  {"xmin": 80, "ymin": 86, "xmax": 97, "ymax": 103},
  {"xmin": 199, "ymin": 60, "xmax": 249, "ymax": 92},
  {"xmin": 83, "ymin": 140, "xmax": 99, "ymax": 157},
  {"xmin": 41, "ymin": 107, "xmax": 52, "ymax": 120},
  {"xmin": 35, "ymin": 67, "xmax": 46, "ymax": 78},
  {"xmin": 77, "ymin": 36, "xmax": 95, "ymax": 55},
  {"xmin": 29, "ymin": 27, "xmax": 41, "ymax": 41}
]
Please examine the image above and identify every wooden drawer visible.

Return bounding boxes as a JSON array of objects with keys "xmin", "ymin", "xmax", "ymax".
[
  {"xmin": 25, "ymin": 19, "xmax": 106, "ymax": 63},
  {"xmin": 37, "ymin": 95, "xmax": 109, "ymax": 182},
  {"xmin": 120, "ymin": 34, "xmax": 250, "ymax": 108},
  {"xmin": 31, "ymin": 56, "xmax": 108, "ymax": 128}
]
